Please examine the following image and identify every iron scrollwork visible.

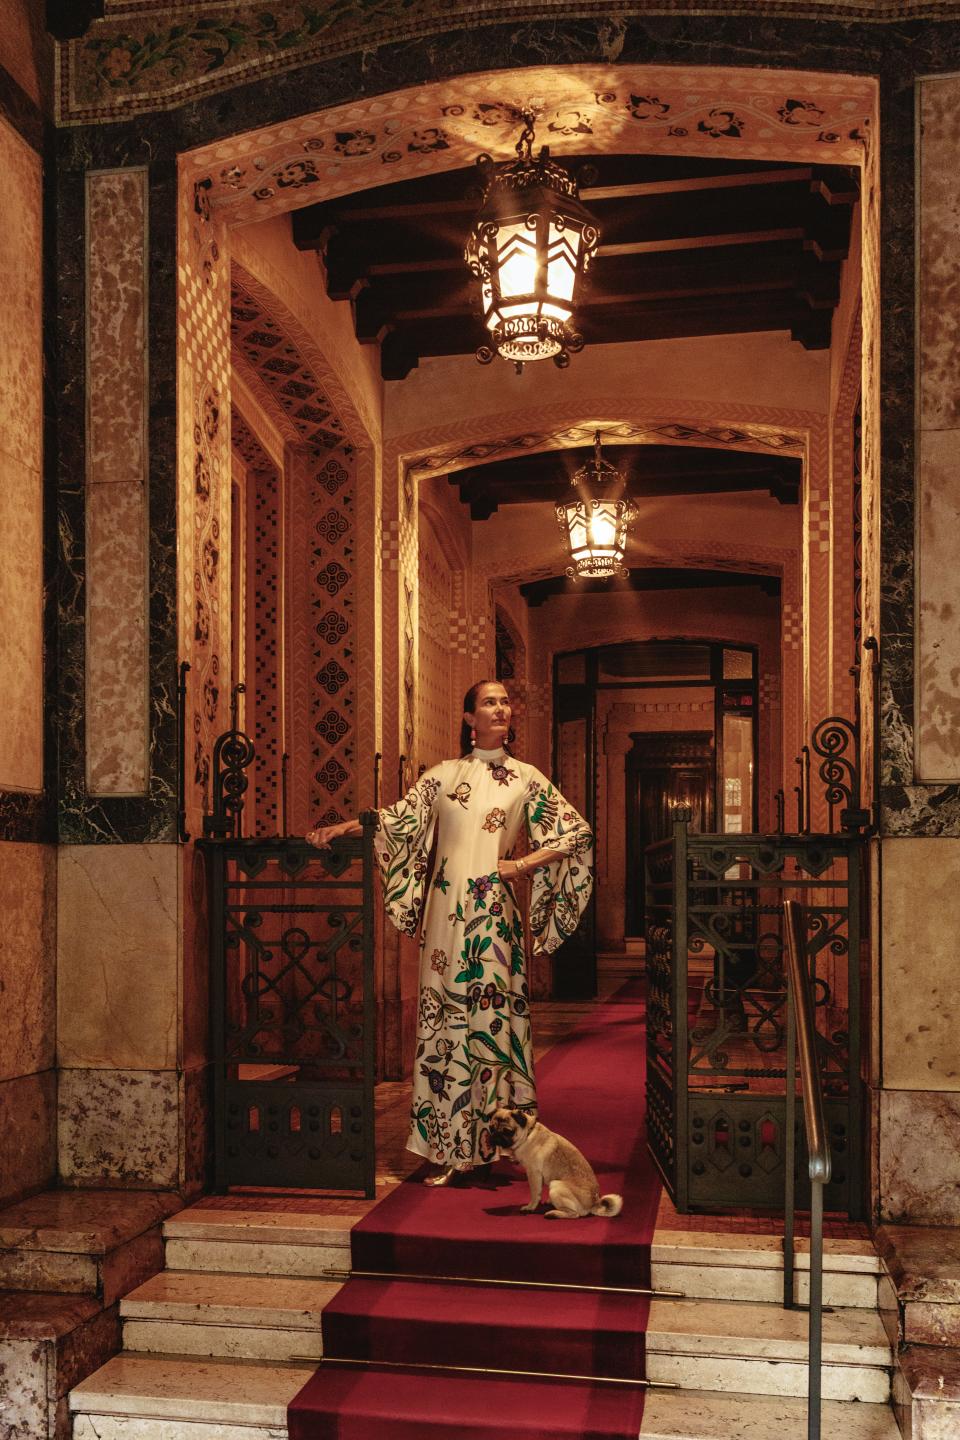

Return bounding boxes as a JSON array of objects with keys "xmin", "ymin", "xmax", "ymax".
[
  {"xmin": 203, "ymin": 684, "xmax": 256, "ymax": 838},
  {"xmin": 206, "ymin": 820, "xmax": 378, "ymax": 1195},
  {"xmin": 646, "ymin": 807, "xmax": 863, "ymax": 1218},
  {"xmin": 810, "ymin": 715, "xmax": 869, "ymax": 833}
]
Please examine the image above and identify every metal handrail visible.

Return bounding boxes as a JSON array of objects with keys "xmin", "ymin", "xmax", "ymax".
[{"xmin": 782, "ymin": 898, "xmax": 832, "ymax": 1440}]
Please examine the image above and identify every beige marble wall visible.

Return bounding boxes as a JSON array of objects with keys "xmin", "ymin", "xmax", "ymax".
[
  {"xmin": 0, "ymin": 0, "xmax": 53, "ymax": 111},
  {"xmin": 0, "ymin": 1070, "xmax": 56, "ymax": 1205},
  {"xmin": 58, "ymin": 1068, "xmax": 180, "ymax": 1190},
  {"xmin": 917, "ymin": 76, "xmax": 960, "ymax": 781},
  {"xmin": 879, "ymin": 1090, "xmax": 960, "ymax": 1226},
  {"xmin": 0, "ymin": 116, "xmax": 43, "ymax": 793},
  {"xmin": 0, "ymin": 843, "xmax": 56, "ymax": 1084},
  {"xmin": 881, "ymin": 837, "xmax": 960, "ymax": 1092},
  {"xmin": 56, "ymin": 844, "xmax": 188, "ymax": 1190},
  {"xmin": 85, "ymin": 168, "xmax": 149, "ymax": 796},
  {"xmin": 879, "ymin": 836, "xmax": 960, "ymax": 1222},
  {"xmin": 57, "ymin": 844, "xmax": 178, "ymax": 1070},
  {"xmin": 0, "ymin": 840, "xmax": 56, "ymax": 1206}
]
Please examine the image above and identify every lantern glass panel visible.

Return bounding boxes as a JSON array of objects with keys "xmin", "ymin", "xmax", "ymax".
[
  {"xmin": 495, "ymin": 223, "xmax": 539, "ymax": 300},
  {"xmin": 568, "ymin": 510, "xmax": 589, "ymax": 554},
  {"xmin": 545, "ymin": 229, "xmax": 580, "ymax": 302},
  {"xmin": 588, "ymin": 503, "xmax": 619, "ymax": 550}
]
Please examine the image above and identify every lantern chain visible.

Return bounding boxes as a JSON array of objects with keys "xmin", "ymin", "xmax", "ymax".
[{"xmin": 515, "ymin": 109, "xmax": 537, "ymax": 162}]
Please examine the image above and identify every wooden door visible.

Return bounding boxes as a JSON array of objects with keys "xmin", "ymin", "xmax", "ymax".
[{"xmin": 625, "ymin": 732, "xmax": 715, "ymax": 936}]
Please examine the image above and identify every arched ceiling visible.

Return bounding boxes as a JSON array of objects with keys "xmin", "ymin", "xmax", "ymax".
[
  {"xmin": 230, "ymin": 265, "xmax": 349, "ymax": 450},
  {"xmin": 181, "ymin": 66, "xmax": 872, "ymax": 229}
]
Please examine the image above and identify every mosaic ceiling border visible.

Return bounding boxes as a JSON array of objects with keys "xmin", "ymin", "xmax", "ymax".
[
  {"xmin": 56, "ymin": 2, "xmax": 954, "ymax": 125},
  {"xmin": 491, "ymin": 543, "xmax": 791, "ymax": 589},
  {"xmin": 174, "ymin": 65, "xmax": 875, "ymax": 230},
  {"xmin": 407, "ymin": 416, "xmax": 807, "ymax": 480}
]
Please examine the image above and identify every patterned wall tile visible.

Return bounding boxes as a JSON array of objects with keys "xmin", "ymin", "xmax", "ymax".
[{"xmin": 177, "ymin": 169, "xmax": 231, "ymax": 833}]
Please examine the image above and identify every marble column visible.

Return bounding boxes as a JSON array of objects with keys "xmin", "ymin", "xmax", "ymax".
[
  {"xmin": 0, "ymin": 109, "xmax": 55, "ymax": 1203},
  {"xmin": 867, "ymin": 73, "xmax": 960, "ymax": 1225},
  {"xmin": 84, "ymin": 168, "xmax": 149, "ymax": 797},
  {"xmin": 877, "ymin": 837, "xmax": 960, "ymax": 1224}
]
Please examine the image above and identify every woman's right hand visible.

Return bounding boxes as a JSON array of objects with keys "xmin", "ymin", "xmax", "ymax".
[{"xmin": 306, "ymin": 823, "xmax": 342, "ymax": 849}]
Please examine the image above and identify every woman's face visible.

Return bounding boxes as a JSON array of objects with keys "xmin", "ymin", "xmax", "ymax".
[{"xmin": 465, "ymin": 683, "xmax": 511, "ymax": 746}]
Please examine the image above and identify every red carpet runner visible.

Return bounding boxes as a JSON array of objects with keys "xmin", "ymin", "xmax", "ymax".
[{"xmin": 289, "ymin": 981, "xmax": 660, "ymax": 1439}]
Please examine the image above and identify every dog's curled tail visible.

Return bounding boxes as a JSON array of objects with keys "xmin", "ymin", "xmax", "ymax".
[{"xmin": 591, "ymin": 1193, "xmax": 623, "ymax": 1217}]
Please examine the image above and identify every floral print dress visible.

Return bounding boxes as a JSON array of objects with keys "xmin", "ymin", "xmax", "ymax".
[{"xmin": 374, "ymin": 746, "xmax": 593, "ymax": 1170}]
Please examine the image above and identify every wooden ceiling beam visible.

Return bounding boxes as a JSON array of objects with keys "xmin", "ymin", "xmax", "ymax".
[
  {"xmin": 519, "ymin": 569, "xmax": 782, "ymax": 607},
  {"xmin": 402, "ymin": 298, "xmax": 829, "ymax": 353},
  {"xmin": 292, "ymin": 163, "xmax": 856, "ymax": 234},
  {"xmin": 361, "ymin": 251, "xmax": 838, "ymax": 315},
  {"xmin": 449, "ymin": 445, "xmax": 801, "ymax": 517}
]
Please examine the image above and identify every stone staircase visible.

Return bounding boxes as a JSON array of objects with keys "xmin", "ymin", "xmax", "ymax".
[
  {"xmin": 0, "ymin": 1188, "xmax": 181, "ymax": 1439},
  {"xmin": 68, "ymin": 1202, "xmax": 904, "ymax": 1439}
]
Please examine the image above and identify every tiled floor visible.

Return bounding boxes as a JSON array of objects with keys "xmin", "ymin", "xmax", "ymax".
[{"xmin": 655, "ymin": 1188, "xmax": 871, "ymax": 1240}]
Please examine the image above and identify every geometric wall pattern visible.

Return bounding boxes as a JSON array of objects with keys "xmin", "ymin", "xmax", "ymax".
[
  {"xmin": 227, "ymin": 266, "xmax": 360, "ymax": 839},
  {"xmin": 232, "ymin": 410, "xmax": 282, "ymax": 835},
  {"xmin": 177, "ymin": 176, "xmax": 231, "ymax": 831},
  {"xmin": 418, "ymin": 520, "xmax": 458, "ymax": 767},
  {"xmin": 231, "ymin": 274, "xmax": 347, "ymax": 451},
  {"xmin": 287, "ymin": 447, "xmax": 358, "ymax": 835}
]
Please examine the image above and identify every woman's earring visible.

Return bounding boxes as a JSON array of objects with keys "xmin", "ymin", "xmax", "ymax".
[{"xmin": 470, "ymin": 728, "xmax": 476, "ymax": 743}]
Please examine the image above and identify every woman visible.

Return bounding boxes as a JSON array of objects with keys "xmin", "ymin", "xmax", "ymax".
[{"xmin": 306, "ymin": 680, "xmax": 593, "ymax": 1183}]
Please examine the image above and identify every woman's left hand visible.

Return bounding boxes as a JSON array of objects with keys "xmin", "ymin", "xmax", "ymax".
[{"xmin": 497, "ymin": 857, "xmax": 530, "ymax": 882}]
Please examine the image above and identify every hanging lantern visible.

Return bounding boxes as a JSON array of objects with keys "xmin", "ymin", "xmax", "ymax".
[
  {"xmin": 464, "ymin": 111, "xmax": 600, "ymax": 372},
  {"xmin": 556, "ymin": 432, "xmax": 636, "ymax": 579}
]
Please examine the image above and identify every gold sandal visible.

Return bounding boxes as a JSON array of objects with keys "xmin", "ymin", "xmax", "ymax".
[{"xmin": 423, "ymin": 1167, "xmax": 456, "ymax": 1187}]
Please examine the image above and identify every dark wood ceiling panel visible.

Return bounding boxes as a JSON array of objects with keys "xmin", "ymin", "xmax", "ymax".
[
  {"xmin": 292, "ymin": 153, "xmax": 857, "ymax": 379},
  {"xmin": 450, "ymin": 443, "xmax": 802, "ymax": 520},
  {"xmin": 519, "ymin": 568, "xmax": 782, "ymax": 608}
]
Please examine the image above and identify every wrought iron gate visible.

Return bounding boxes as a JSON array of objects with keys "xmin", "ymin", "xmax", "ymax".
[
  {"xmin": 204, "ymin": 825, "xmax": 378, "ymax": 1194},
  {"xmin": 646, "ymin": 812, "xmax": 864, "ymax": 1217}
]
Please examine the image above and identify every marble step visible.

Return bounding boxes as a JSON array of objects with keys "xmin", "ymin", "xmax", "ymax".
[
  {"xmin": 163, "ymin": 1207, "xmax": 356, "ymax": 1277},
  {"xmin": 70, "ymin": 1355, "xmax": 901, "ymax": 1440},
  {"xmin": 647, "ymin": 1296, "xmax": 891, "ymax": 1402},
  {"xmin": 876, "ymin": 1221, "xmax": 960, "ymax": 1347},
  {"xmin": 120, "ymin": 1270, "xmax": 342, "ymax": 1361},
  {"xmin": 0, "ymin": 1188, "xmax": 179, "ymax": 1298},
  {"xmin": 0, "ymin": 1289, "xmax": 122, "ymax": 1440},
  {"xmin": 69, "ymin": 1352, "xmax": 315, "ymax": 1437},
  {"xmin": 641, "ymin": 1386, "xmax": 901, "ymax": 1439},
  {"xmin": 652, "ymin": 1229, "xmax": 881, "ymax": 1308},
  {"xmin": 893, "ymin": 1343, "xmax": 960, "ymax": 1440}
]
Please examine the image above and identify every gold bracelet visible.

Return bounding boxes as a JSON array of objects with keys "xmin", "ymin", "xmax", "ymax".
[{"xmin": 515, "ymin": 856, "xmax": 525, "ymax": 872}]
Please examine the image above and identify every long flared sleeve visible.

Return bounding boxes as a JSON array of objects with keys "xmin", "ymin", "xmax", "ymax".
[
  {"xmin": 523, "ymin": 771, "xmax": 594, "ymax": 955},
  {"xmin": 374, "ymin": 765, "xmax": 446, "ymax": 937}
]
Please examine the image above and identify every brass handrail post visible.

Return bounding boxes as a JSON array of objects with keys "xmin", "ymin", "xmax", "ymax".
[{"xmin": 782, "ymin": 898, "xmax": 832, "ymax": 1440}]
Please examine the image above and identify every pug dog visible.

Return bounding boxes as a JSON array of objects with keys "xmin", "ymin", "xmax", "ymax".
[{"xmin": 488, "ymin": 1107, "xmax": 623, "ymax": 1219}]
